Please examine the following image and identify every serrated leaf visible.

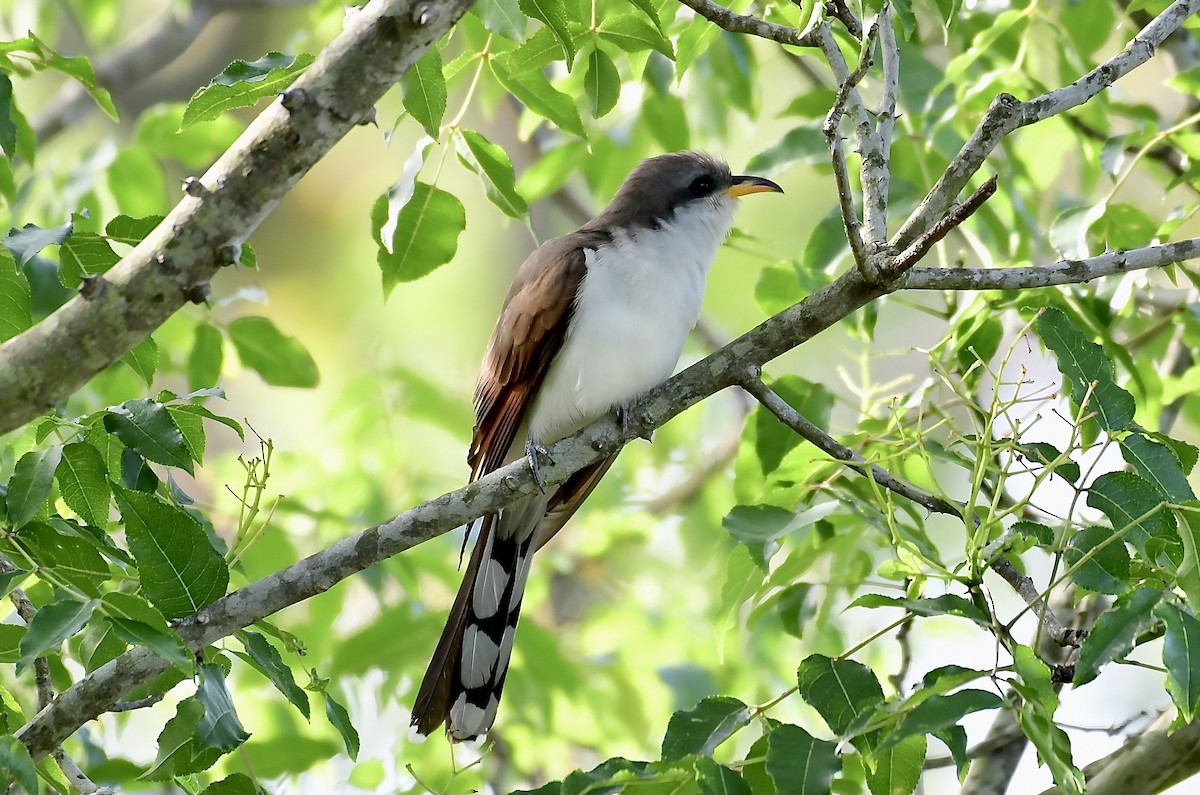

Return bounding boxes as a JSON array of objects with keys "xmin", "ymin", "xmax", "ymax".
[
  {"xmin": 0, "ymin": 73, "xmax": 15, "ymax": 158},
  {"xmin": 1014, "ymin": 442, "xmax": 1080, "ymax": 484},
  {"xmin": 201, "ymin": 774, "xmax": 258, "ymax": 795},
  {"xmin": 0, "ymin": 735, "xmax": 37, "ymax": 795},
  {"xmin": 886, "ymin": 690, "xmax": 1004, "ymax": 747},
  {"xmin": 105, "ymin": 213, "xmax": 162, "ymax": 244},
  {"xmin": 796, "ymin": 654, "xmax": 884, "ymax": 751},
  {"xmin": 324, "ymin": 691, "xmax": 359, "ymax": 760},
  {"xmin": 401, "ymin": 47, "xmax": 446, "ymax": 138},
  {"xmin": 1011, "ymin": 645, "xmax": 1084, "ymax": 794},
  {"xmin": 1064, "ymin": 525, "xmax": 1130, "ymax": 594},
  {"xmin": 17, "ymin": 596, "xmax": 97, "ymax": 667},
  {"xmin": 694, "ymin": 757, "xmax": 752, "ymax": 795},
  {"xmin": 867, "ymin": 733, "xmax": 925, "ymax": 795},
  {"xmin": 660, "ymin": 696, "xmax": 751, "ymax": 761},
  {"xmin": 1074, "ymin": 587, "xmax": 1161, "ymax": 685},
  {"xmin": 457, "ymin": 129, "xmax": 528, "ymax": 217},
  {"xmin": 722, "ymin": 504, "xmax": 795, "ymax": 569},
  {"xmin": 122, "ymin": 336, "xmax": 159, "ymax": 387},
  {"xmin": 1035, "ymin": 307, "xmax": 1135, "ymax": 432},
  {"xmin": 1177, "ymin": 503, "xmax": 1200, "ymax": 609},
  {"xmin": 144, "ymin": 698, "xmax": 220, "ymax": 780},
  {"xmin": 1120, "ymin": 433, "xmax": 1195, "ymax": 503},
  {"xmin": 6, "ymin": 445, "xmax": 63, "ymax": 528},
  {"xmin": 764, "ymin": 724, "xmax": 840, "ymax": 795},
  {"xmin": 490, "ymin": 61, "xmax": 584, "ymax": 136},
  {"xmin": 15, "ymin": 522, "xmax": 109, "ymax": 596},
  {"xmin": 745, "ymin": 126, "xmax": 824, "ymax": 178},
  {"xmin": 476, "ymin": 0, "xmax": 527, "ymax": 40},
  {"xmin": 228, "ymin": 316, "xmax": 319, "ymax": 388},
  {"xmin": 1156, "ymin": 602, "xmax": 1200, "ymax": 722},
  {"xmin": 1086, "ymin": 471, "xmax": 1176, "ymax": 562},
  {"xmin": 503, "ymin": 25, "xmax": 567, "ymax": 73},
  {"xmin": 28, "ymin": 33, "xmax": 117, "ymax": 120},
  {"xmin": 371, "ymin": 182, "xmax": 466, "ymax": 292},
  {"xmin": 518, "ymin": 0, "xmax": 577, "ymax": 63},
  {"xmin": 103, "ymin": 398, "xmax": 193, "ymax": 472},
  {"xmin": 195, "ymin": 662, "xmax": 251, "ymax": 752},
  {"xmin": 239, "ymin": 631, "xmax": 310, "ymax": 719},
  {"xmin": 0, "ymin": 247, "xmax": 30, "ymax": 342},
  {"xmin": 598, "ymin": 14, "xmax": 674, "ymax": 58},
  {"xmin": 58, "ymin": 233, "xmax": 119, "ymax": 287},
  {"xmin": 188, "ymin": 323, "xmax": 224, "ymax": 390},
  {"xmin": 584, "ymin": 48, "xmax": 620, "ymax": 118},
  {"xmin": 849, "ymin": 593, "xmax": 991, "ymax": 626},
  {"xmin": 114, "ymin": 489, "xmax": 229, "ymax": 619},
  {"xmin": 102, "ymin": 592, "xmax": 193, "ymax": 673},
  {"xmin": 753, "ymin": 376, "xmax": 835, "ymax": 475},
  {"xmin": 182, "ymin": 52, "xmax": 314, "ymax": 129},
  {"xmin": 120, "ymin": 448, "xmax": 159, "ymax": 492},
  {"xmin": 3, "ymin": 219, "xmax": 72, "ymax": 266}
]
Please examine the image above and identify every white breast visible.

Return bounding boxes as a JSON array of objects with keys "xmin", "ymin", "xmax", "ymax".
[{"xmin": 528, "ymin": 197, "xmax": 737, "ymax": 443}]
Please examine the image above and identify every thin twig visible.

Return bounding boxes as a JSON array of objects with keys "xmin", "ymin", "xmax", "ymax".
[
  {"xmin": 108, "ymin": 694, "xmax": 166, "ymax": 712},
  {"xmin": 676, "ymin": 0, "xmax": 820, "ymax": 47},
  {"xmin": 891, "ymin": 175, "xmax": 999, "ymax": 271},
  {"xmin": 823, "ymin": 0, "xmax": 863, "ymax": 38}
]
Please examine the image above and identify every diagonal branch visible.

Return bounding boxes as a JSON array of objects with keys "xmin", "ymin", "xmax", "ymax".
[
  {"xmin": 675, "ymin": 0, "xmax": 820, "ymax": 47},
  {"xmin": 0, "ymin": 0, "xmax": 476, "ymax": 439},
  {"xmin": 891, "ymin": 175, "xmax": 998, "ymax": 271},
  {"xmin": 890, "ymin": 0, "xmax": 1200, "ymax": 251}
]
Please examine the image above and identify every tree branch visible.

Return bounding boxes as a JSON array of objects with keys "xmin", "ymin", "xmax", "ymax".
[
  {"xmin": 891, "ymin": 175, "xmax": 998, "ymax": 271},
  {"xmin": 890, "ymin": 0, "xmax": 1200, "ymax": 251},
  {"xmin": 0, "ymin": 0, "xmax": 476, "ymax": 439},
  {"xmin": 895, "ymin": 238, "xmax": 1200, "ymax": 290},
  {"xmin": 862, "ymin": 6, "xmax": 898, "ymax": 246},
  {"xmin": 675, "ymin": 0, "xmax": 820, "ymax": 48}
]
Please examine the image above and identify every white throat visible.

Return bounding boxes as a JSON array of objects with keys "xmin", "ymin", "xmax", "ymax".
[{"xmin": 528, "ymin": 196, "xmax": 739, "ymax": 444}]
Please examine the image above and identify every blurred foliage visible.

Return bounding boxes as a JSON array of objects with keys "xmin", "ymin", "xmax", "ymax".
[{"xmin": 1, "ymin": 0, "xmax": 1200, "ymax": 793}]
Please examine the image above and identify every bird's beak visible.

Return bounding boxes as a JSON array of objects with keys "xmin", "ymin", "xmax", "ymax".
[{"xmin": 727, "ymin": 175, "xmax": 784, "ymax": 198}]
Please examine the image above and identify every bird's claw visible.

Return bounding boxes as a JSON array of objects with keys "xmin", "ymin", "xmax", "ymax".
[
  {"xmin": 615, "ymin": 403, "xmax": 653, "ymax": 443},
  {"xmin": 525, "ymin": 437, "xmax": 553, "ymax": 493}
]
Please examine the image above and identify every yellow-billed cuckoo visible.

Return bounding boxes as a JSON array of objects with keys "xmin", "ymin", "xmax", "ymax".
[{"xmin": 411, "ymin": 151, "xmax": 783, "ymax": 741}]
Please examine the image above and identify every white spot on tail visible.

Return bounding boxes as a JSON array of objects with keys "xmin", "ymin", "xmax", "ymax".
[
  {"xmin": 473, "ymin": 558, "xmax": 509, "ymax": 619},
  {"xmin": 460, "ymin": 625, "xmax": 500, "ymax": 688},
  {"xmin": 449, "ymin": 694, "xmax": 489, "ymax": 740}
]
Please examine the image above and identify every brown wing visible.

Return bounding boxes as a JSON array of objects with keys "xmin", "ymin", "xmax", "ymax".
[{"xmin": 468, "ymin": 231, "xmax": 606, "ymax": 479}]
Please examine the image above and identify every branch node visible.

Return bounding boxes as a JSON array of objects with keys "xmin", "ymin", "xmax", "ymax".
[
  {"xmin": 358, "ymin": 106, "xmax": 379, "ymax": 127},
  {"xmin": 218, "ymin": 244, "xmax": 242, "ymax": 267},
  {"xmin": 279, "ymin": 87, "xmax": 310, "ymax": 113},
  {"xmin": 185, "ymin": 283, "xmax": 212, "ymax": 305},
  {"xmin": 182, "ymin": 177, "xmax": 208, "ymax": 198},
  {"xmin": 412, "ymin": 2, "xmax": 433, "ymax": 26},
  {"xmin": 78, "ymin": 275, "xmax": 107, "ymax": 301}
]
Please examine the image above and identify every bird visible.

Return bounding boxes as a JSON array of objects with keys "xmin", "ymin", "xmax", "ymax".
[{"xmin": 410, "ymin": 151, "xmax": 783, "ymax": 741}]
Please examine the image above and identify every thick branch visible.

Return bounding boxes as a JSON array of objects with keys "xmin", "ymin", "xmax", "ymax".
[
  {"xmin": 891, "ymin": 0, "xmax": 1200, "ymax": 251},
  {"xmin": 863, "ymin": 6, "xmax": 898, "ymax": 246},
  {"xmin": 0, "ymin": 0, "xmax": 476, "ymax": 438},
  {"xmin": 676, "ymin": 0, "xmax": 819, "ymax": 47},
  {"xmin": 896, "ymin": 238, "xmax": 1200, "ymax": 290}
]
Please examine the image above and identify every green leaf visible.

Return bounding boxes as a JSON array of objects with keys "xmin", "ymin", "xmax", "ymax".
[
  {"xmin": 188, "ymin": 323, "xmax": 225, "ymax": 390},
  {"xmin": 6, "ymin": 445, "xmax": 63, "ymax": 528},
  {"xmin": 0, "ymin": 73, "xmax": 15, "ymax": 158},
  {"xmin": 796, "ymin": 654, "xmax": 884, "ymax": 750},
  {"xmin": 1034, "ymin": 307, "xmax": 1135, "ymax": 432},
  {"xmin": 58, "ymin": 233, "xmax": 119, "ymax": 288},
  {"xmin": 660, "ymin": 696, "xmax": 751, "ymax": 761},
  {"xmin": 490, "ymin": 61, "xmax": 584, "ymax": 136},
  {"xmin": 182, "ymin": 52, "xmax": 315, "ymax": 129},
  {"xmin": 1156, "ymin": 602, "xmax": 1200, "ymax": 722},
  {"xmin": 598, "ymin": 14, "xmax": 674, "ymax": 58},
  {"xmin": 120, "ymin": 448, "xmax": 160, "ymax": 492},
  {"xmin": 114, "ymin": 489, "xmax": 229, "ymax": 619},
  {"xmin": 121, "ymin": 336, "xmax": 159, "ymax": 387},
  {"xmin": 228, "ymin": 316, "xmax": 319, "ymax": 388},
  {"xmin": 16, "ymin": 522, "xmax": 109, "ymax": 596},
  {"xmin": 200, "ymin": 773, "xmax": 258, "ymax": 795},
  {"xmin": 866, "ymin": 733, "xmax": 925, "ymax": 795},
  {"xmin": 0, "ymin": 735, "xmax": 37, "ymax": 795},
  {"xmin": 371, "ymin": 182, "xmax": 466, "ymax": 292},
  {"xmin": 764, "ymin": 724, "xmax": 840, "ymax": 795},
  {"xmin": 1120, "ymin": 433, "xmax": 1195, "ymax": 503},
  {"xmin": 195, "ymin": 663, "xmax": 251, "ymax": 752},
  {"xmin": 324, "ymin": 691, "xmax": 359, "ymax": 760},
  {"xmin": 694, "ymin": 757, "xmax": 752, "ymax": 795},
  {"xmin": 1014, "ymin": 442, "xmax": 1080, "ymax": 484},
  {"xmin": 103, "ymin": 398, "xmax": 193, "ymax": 472},
  {"xmin": 722, "ymin": 504, "xmax": 794, "ymax": 569},
  {"xmin": 457, "ymin": 129, "xmax": 528, "ymax": 218},
  {"xmin": 502, "ymin": 26, "xmax": 568, "ymax": 73},
  {"xmin": 401, "ymin": 47, "xmax": 446, "ymax": 138},
  {"xmin": 641, "ymin": 91, "xmax": 689, "ymax": 151},
  {"xmin": 17, "ymin": 596, "xmax": 97, "ymax": 667},
  {"xmin": 1176, "ymin": 502, "xmax": 1200, "ymax": 609},
  {"xmin": 144, "ymin": 698, "xmax": 220, "ymax": 779},
  {"xmin": 745, "ymin": 126, "xmax": 824, "ymax": 178},
  {"xmin": 583, "ymin": 48, "xmax": 620, "ymax": 119},
  {"xmin": 1086, "ymin": 471, "xmax": 1176, "ymax": 562},
  {"xmin": 3, "ymin": 219, "xmax": 73, "ymax": 266},
  {"xmin": 238, "ymin": 631, "xmax": 310, "ymax": 719},
  {"xmin": 889, "ymin": 690, "xmax": 1004, "ymax": 743},
  {"xmin": 1064, "ymin": 525, "xmax": 1130, "ymax": 594},
  {"xmin": 0, "ymin": 247, "xmax": 31, "ymax": 342},
  {"xmin": 476, "ymin": 0, "xmax": 527, "ymax": 40},
  {"xmin": 1011, "ymin": 645, "xmax": 1084, "ymax": 795},
  {"xmin": 1074, "ymin": 587, "xmax": 1162, "ymax": 685},
  {"xmin": 849, "ymin": 593, "xmax": 992, "ymax": 627},
  {"xmin": 518, "ymin": 0, "xmax": 577, "ymax": 64},
  {"xmin": 101, "ymin": 592, "xmax": 193, "ymax": 673},
  {"xmin": 753, "ymin": 376, "xmax": 834, "ymax": 476}
]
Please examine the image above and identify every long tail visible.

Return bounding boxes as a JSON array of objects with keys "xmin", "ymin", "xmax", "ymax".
[{"xmin": 410, "ymin": 498, "xmax": 543, "ymax": 740}]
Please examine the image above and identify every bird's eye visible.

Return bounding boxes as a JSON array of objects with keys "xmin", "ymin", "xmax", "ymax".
[{"xmin": 689, "ymin": 175, "xmax": 715, "ymax": 197}]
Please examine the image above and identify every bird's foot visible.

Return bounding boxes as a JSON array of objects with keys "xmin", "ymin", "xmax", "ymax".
[
  {"xmin": 615, "ymin": 403, "xmax": 653, "ymax": 443},
  {"xmin": 525, "ymin": 437, "xmax": 553, "ymax": 493}
]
